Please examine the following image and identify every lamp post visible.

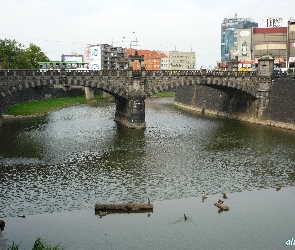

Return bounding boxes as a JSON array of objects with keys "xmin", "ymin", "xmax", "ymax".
[{"xmin": 122, "ymin": 37, "xmax": 125, "ymax": 48}]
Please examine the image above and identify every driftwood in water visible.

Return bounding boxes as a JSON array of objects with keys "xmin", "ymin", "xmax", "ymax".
[
  {"xmin": 214, "ymin": 202, "xmax": 229, "ymax": 211},
  {"xmin": 95, "ymin": 203, "xmax": 153, "ymax": 213}
]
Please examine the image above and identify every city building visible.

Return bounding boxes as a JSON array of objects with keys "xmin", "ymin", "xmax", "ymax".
[
  {"xmin": 221, "ymin": 16, "xmax": 295, "ymax": 71},
  {"xmin": 229, "ymin": 17, "xmax": 295, "ymax": 71},
  {"xmin": 164, "ymin": 50, "xmax": 195, "ymax": 70},
  {"xmin": 221, "ymin": 13, "xmax": 258, "ymax": 62},
  {"xmin": 126, "ymin": 49, "xmax": 162, "ymax": 70},
  {"xmin": 84, "ymin": 44, "xmax": 126, "ymax": 70},
  {"xmin": 288, "ymin": 19, "xmax": 295, "ymax": 68},
  {"xmin": 159, "ymin": 51, "xmax": 168, "ymax": 70},
  {"xmin": 126, "ymin": 49, "xmax": 173, "ymax": 70},
  {"xmin": 252, "ymin": 26, "xmax": 288, "ymax": 69}
]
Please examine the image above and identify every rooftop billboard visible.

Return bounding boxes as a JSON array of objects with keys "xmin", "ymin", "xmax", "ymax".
[{"xmin": 262, "ymin": 17, "xmax": 289, "ymax": 28}]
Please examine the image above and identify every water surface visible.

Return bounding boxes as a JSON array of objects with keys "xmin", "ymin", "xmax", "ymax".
[{"xmin": 0, "ymin": 97, "xmax": 295, "ymax": 249}]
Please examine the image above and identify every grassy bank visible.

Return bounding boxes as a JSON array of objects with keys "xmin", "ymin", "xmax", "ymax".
[
  {"xmin": 4, "ymin": 92, "xmax": 174, "ymax": 117},
  {"xmin": 4, "ymin": 94, "xmax": 112, "ymax": 116}
]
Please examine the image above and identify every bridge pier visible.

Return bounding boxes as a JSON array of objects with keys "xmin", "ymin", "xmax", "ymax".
[
  {"xmin": 114, "ymin": 96, "xmax": 146, "ymax": 129},
  {"xmin": 85, "ymin": 87, "xmax": 95, "ymax": 100}
]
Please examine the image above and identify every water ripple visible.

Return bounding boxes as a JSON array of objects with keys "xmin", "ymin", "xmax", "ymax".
[{"xmin": 1, "ymin": 98, "xmax": 295, "ymax": 218}]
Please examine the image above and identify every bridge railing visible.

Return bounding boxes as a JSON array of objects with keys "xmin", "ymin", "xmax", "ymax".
[
  {"xmin": 0, "ymin": 69, "xmax": 63, "ymax": 77},
  {"xmin": 0, "ymin": 69, "xmax": 258, "ymax": 78},
  {"xmin": 144, "ymin": 70, "xmax": 257, "ymax": 77}
]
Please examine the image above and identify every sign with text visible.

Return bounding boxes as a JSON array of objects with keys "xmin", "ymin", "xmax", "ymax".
[{"xmin": 262, "ymin": 17, "xmax": 288, "ymax": 28}]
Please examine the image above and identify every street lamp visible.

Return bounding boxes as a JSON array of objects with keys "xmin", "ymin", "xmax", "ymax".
[{"xmin": 122, "ymin": 37, "xmax": 125, "ymax": 48}]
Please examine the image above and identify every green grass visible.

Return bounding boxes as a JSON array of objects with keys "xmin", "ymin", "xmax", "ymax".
[
  {"xmin": 4, "ymin": 94, "xmax": 112, "ymax": 116},
  {"xmin": 4, "ymin": 92, "xmax": 173, "ymax": 117},
  {"xmin": 151, "ymin": 91, "xmax": 175, "ymax": 97},
  {"xmin": 7, "ymin": 237, "xmax": 64, "ymax": 250}
]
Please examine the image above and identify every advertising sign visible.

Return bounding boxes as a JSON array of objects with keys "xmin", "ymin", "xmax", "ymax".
[
  {"xmin": 62, "ymin": 55, "xmax": 83, "ymax": 62},
  {"xmin": 90, "ymin": 46, "xmax": 101, "ymax": 70},
  {"xmin": 236, "ymin": 28, "xmax": 252, "ymax": 60},
  {"xmin": 262, "ymin": 17, "xmax": 288, "ymax": 28}
]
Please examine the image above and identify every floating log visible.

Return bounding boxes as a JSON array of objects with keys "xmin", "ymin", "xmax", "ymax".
[
  {"xmin": 214, "ymin": 202, "xmax": 229, "ymax": 211},
  {"xmin": 94, "ymin": 203, "xmax": 153, "ymax": 213}
]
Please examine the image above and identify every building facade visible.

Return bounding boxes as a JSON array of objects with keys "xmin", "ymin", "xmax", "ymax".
[
  {"xmin": 126, "ymin": 49, "xmax": 162, "ymax": 70},
  {"xmin": 288, "ymin": 20, "xmax": 295, "ymax": 68},
  {"xmin": 229, "ymin": 18, "xmax": 295, "ymax": 70},
  {"xmin": 84, "ymin": 44, "xmax": 126, "ymax": 70},
  {"xmin": 221, "ymin": 14, "xmax": 258, "ymax": 62},
  {"xmin": 164, "ymin": 51, "xmax": 195, "ymax": 70},
  {"xmin": 125, "ymin": 49, "xmax": 189, "ymax": 70},
  {"xmin": 252, "ymin": 27, "xmax": 288, "ymax": 69}
]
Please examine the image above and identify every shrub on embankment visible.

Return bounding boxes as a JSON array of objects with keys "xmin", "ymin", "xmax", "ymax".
[{"xmin": 7, "ymin": 237, "xmax": 64, "ymax": 250}]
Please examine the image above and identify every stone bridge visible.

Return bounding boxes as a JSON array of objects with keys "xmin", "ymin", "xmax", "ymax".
[
  {"xmin": 0, "ymin": 56, "xmax": 274, "ymax": 129},
  {"xmin": 0, "ymin": 69, "xmax": 271, "ymax": 128}
]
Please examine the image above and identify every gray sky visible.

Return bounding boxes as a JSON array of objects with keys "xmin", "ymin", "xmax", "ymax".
[{"xmin": 1, "ymin": 0, "xmax": 293, "ymax": 68}]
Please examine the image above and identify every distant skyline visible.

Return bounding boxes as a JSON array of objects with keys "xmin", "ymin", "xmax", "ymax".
[{"xmin": 1, "ymin": 0, "xmax": 294, "ymax": 68}]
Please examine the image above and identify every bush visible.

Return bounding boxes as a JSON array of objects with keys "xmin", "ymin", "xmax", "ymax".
[
  {"xmin": 7, "ymin": 242, "xmax": 20, "ymax": 250},
  {"xmin": 287, "ymin": 68, "xmax": 294, "ymax": 75},
  {"xmin": 32, "ymin": 237, "xmax": 64, "ymax": 250},
  {"xmin": 7, "ymin": 237, "xmax": 64, "ymax": 250}
]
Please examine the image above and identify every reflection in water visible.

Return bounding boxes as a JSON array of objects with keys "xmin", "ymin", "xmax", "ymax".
[{"xmin": 0, "ymin": 97, "xmax": 295, "ymax": 218}]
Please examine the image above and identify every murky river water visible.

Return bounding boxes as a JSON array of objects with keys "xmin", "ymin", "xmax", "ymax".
[{"xmin": 1, "ymin": 97, "xmax": 295, "ymax": 250}]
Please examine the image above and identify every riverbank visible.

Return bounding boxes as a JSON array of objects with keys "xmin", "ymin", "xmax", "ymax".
[
  {"xmin": 174, "ymin": 101, "xmax": 295, "ymax": 131},
  {"xmin": 2, "ymin": 92, "xmax": 175, "ymax": 119},
  {"xmin": 3, "ymin": 94, "xmax": 112, "ymax": 118},
  {"xmin": 2, "ymin": 187, "xmax": 294, "ymax": 250}
]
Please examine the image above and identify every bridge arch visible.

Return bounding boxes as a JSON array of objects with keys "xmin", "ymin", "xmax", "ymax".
[{"xmin": 144, "ymin": 75, "xmax": 260, "ymax": 99}]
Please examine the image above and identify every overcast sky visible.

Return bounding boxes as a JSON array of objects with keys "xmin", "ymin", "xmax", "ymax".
[{"xmin": 1, "ymin": 0, "xmax": 294, "ymax": 68}]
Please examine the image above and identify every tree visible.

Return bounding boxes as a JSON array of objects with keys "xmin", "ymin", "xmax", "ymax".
[
  {"xmin": 0, "ymin": 39, "xmax": 49, "ymax": 69},
  {"xmin": 24, "ymin": 43, "xmax": 50, "ymax": 69}
]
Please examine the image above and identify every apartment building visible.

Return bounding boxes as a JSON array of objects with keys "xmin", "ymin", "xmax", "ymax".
[
  {"xmin": 84, "ymin": 44, "xmax": 126, "ymax": 70},
  {"xmin": 126, "ymin": 49, "xmax": 170, "ymax": 70},
  {"xmin": 164, "ymin": 51, "xmax": 195, "ymax": 70}
]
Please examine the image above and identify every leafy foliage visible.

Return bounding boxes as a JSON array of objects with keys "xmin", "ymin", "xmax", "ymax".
[
  {"xmin": 7, "ymin": 237, "xmax": 64, "ymax": 250},
  {"xmin": 32, "ymin": 237, "xmax": 64, "ymax": 250},
  {"xmin": 0, "ymin": 39, "xmax": 49, "ymax": 69}
]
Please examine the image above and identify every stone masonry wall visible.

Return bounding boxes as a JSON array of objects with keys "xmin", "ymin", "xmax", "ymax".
[
  {"xmin": 268, "ymin": 78, "xmax": 295, "ymax": 126},
  {"xmin": 174, "ymin": 85, "xmax": 255, "ymax": 118},
  {"xmin": 175, "ymin": 78, "xmax": 295, "ymax": 130}
]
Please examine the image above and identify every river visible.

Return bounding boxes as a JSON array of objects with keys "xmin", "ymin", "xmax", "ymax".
[{"xmin": 0, "ymin": 97, "xmax": 295, "ymax": 250}]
